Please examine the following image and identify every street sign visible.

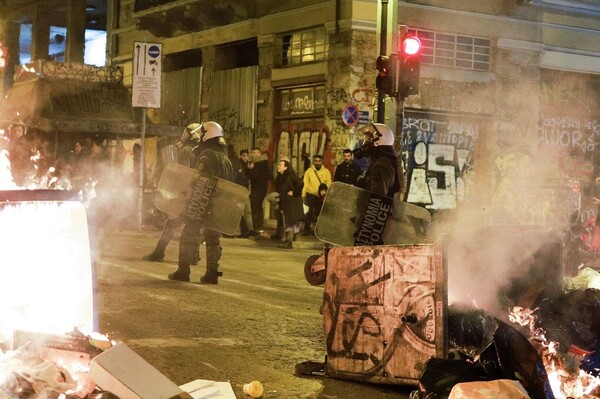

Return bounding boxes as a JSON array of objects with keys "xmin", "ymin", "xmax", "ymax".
[
  {"xmin": 342, "ymin": 104, "xmax": 359, "ymax": 127},
  {"xmin": 358, "ymin": 111, "xmax": 370, "ymax": 125},
  {"xmin": 132, "ymin": 41, "xmax": 162, "ymax": 108}
]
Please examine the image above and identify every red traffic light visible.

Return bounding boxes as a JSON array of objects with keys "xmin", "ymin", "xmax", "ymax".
[{"xmin": 401, "ymin": 36, "xmax": 421, "ymax": 56}]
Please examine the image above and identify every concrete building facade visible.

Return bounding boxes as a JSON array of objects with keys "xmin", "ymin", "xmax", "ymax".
[{"xmin": 108, "ymin": 0, "xmax": 600, "ymax": 226}]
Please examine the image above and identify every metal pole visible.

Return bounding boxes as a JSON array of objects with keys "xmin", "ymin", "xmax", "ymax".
[
  {"xmin": 395, "ymin": 26, "xmax": 407, "ymax": 196},
  {"xmin": 377, "ymin": 0, "xmax": 388, "ymax": 123},
  {"xmin": 138, "ymin": 108, "xmax": 146, "ymax": 229}
]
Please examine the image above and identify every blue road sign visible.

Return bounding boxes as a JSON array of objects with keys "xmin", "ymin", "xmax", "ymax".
[
  {"xmin": 342, "ymin": 104, "xmax": 360, "ymax": 127},
  {"xmin": 148, "ymin": 45, "xmax": 161, "ymax": 58}
]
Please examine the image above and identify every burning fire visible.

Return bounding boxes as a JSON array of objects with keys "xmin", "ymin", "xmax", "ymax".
[
  {"xmin": 0, "ymin": 133, "xmax": 114, "ymax": 397},
  {"xmin": 0, "ymin": 200, "xmax": 103, "ymax": 397},
  {"xmin": 0, "ymin": 148, "xmax": 17, "ymax": 190},
  {"xmin": 510, "ymin": 306, "xmax": 600, "ymax": 398}
]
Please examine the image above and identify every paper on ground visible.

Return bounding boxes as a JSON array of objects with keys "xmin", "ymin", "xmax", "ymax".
[{"xmin": 180, "ymin": 379, "xmax": 237, "ymax": 399}]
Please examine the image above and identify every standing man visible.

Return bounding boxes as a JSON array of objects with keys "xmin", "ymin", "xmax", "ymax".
[
  {"xmin": 333, "ymin": 148, "xmax": 362, "ymax": 186},
  {"xmin": 143, "ymin": 123, "xmax": 201, "ymax": 262},
  {"xmin": 245, "ymin": 146, "xmax": 270, "ymax": 235},
  {"xmin": 234, "ymin": 149, "xmax": 251, "ymax": 238},
  {"xmin": 169, "ymin": 121, "xmax": 233, "ymax": 284},
  {"xmin": 301, "ymin": 154, "xmax": 332, "ymax": 236}
]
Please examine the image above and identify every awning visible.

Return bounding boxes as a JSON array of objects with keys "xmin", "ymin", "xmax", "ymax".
[{"xmin": 0, "ymin": 77, "xmax": 180, "ymax": 137}]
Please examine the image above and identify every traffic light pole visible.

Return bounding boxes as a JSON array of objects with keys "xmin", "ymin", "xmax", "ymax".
[
  {"xmin": 394, "ymin": 24, "xmax": 408, "ymax": 195},
  {"xmin": 394, "ymin": 25, "xmax": 408, "ymax": 157},
  {"xmin": 377, "ymin": 0, "xmax": 388, "ymax": 123}
]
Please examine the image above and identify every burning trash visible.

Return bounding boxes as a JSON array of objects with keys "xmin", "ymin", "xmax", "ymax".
[
  {"xmin": 0, "ymin": 329, "xmax": 112, "ymax": 398},
  {"xmin": 0, "ymin": 192, "xmax": 109, "ymax": 398},
  {"xmin": 510, "ymin": 289, "xmax": 600, "ymax": 399},
  {"xmin": 412, "ymin": 291, "xmax": 600, "ymax": 399},
  {"xmin": 0, "ymin": 185, "xmax": 237, "ymax": 398},
  {"xmin": 412, "ymin": 305, "xmax": 554, "ymax": 399}
]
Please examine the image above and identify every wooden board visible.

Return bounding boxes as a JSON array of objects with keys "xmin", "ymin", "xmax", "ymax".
[{"xmin": 322, "ymin": 244, "xmax": 447, "ymax": 385}]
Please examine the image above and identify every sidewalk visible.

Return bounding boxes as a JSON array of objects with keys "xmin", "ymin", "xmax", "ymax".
[
  {"xmin": 224, "ymin": 217, "xmax": 324, "ymax": 250},
  {"xmin": 134, "ymin": 216, "xmax": 324, "ymax": 251}
]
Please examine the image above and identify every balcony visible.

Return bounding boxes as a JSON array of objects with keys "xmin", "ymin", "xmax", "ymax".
[{"xmin": 133, "ymin": 0, "xmax": 256, "ymax": 37}]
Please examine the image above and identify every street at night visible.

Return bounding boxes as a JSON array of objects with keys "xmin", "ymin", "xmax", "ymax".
[
  {"xmin": 2, "ymin": 0, "xmax": 600, "ymax": 398},
  {"xmin": 95, "ymin": 228, "xmax": 414, "ymax": 399}
]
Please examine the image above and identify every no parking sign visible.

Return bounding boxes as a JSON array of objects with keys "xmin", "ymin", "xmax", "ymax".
[{"xmin": 342, "ymin": 104, "xmax": 360, "ymax": 127}]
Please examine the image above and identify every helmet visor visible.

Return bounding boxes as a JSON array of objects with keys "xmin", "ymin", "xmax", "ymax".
[{"xmin": 356, "ymin": 123, "xmax": 381, "ymax": 143}]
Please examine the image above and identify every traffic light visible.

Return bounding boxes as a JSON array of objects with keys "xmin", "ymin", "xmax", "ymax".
[
  {"xmin": 375, "ymin": 54, "xmax": 397, "ymax": 97},
  {"xmin": 398, "ymin": 34, "xmax": 421, "ymax": 98}
]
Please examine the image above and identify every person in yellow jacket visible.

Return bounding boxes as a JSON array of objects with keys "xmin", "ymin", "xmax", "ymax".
[{"xmin": 301, "ymin": 154, "xmax": 332, "ymax": 235}]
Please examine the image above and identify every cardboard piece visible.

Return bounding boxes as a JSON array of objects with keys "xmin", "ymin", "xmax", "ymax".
[
  {"xmin": 179, "ymin": 379, "xmax": 237, "ymax": 399},
  {"xmin": 448, "ymin": 379, "xmax": 531, "ymax": 399},
  {"xmin": 89, "ymin": 343, "xmax": 192, "ymax": 399}
]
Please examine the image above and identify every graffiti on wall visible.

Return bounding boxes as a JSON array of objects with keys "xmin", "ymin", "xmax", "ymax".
[
  {"xmin": 18, "ymin": 61, "xmax": 124, "ymax": 84},
  {"xmin": 50, "ymin": 81, "xmax": 132, "ymax": 119},
  {"xmin": 535, "ymin": 70, "xmax": 600, "ymax": 227},
  {"xmin": 490, "ymin": 149, "xmax": 579, "ymax": 225},
  {"xmin": 275, "ymin": 128, "xmax": 329, "ymax": 178},
  {"xmin": 351, "ymin": 87, "xmax": 374, "ymax": 104},
  {"xmin": 402, "ymin": 112, "xmax": 479, "ymax": 210},
  {"xmin": 210, "ymin": 107, "xmax": 255, "ymax": 157},
  {"xmin": 539, "ymin": 70, "xmax": 600, "ymax": 179},
  {"xmin": 539, "ymin": 114, "xmax": 600, "ymax": 157}
]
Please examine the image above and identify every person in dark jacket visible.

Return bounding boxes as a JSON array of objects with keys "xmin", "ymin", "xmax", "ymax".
[
  {"xmin": 245, "ymin": 146, "xmax": 270, "ymax": 235},
  {"xmin": 274, "ymin": 159, "xmax": 304, "ymax": 248},
  {"xmin": 169, "ymin": 121, "xmax": 233, "ymax": 284},
  {"xmin": 334, "ymin": 148, "xmax": 362, "ymax": 186},
  {"xmin": 234, "ymin": 149, "xmax": 251, "ymax": 238}
]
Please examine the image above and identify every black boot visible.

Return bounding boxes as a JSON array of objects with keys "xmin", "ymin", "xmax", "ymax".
[
  {"xmin": 143, "ymin": 252, "xmax": 164, "ymax": 262},
  {"xmin": 168, "ymin": 266, "xmax": 190, "ymax": 282},
  {"xmin": 200, "ymin": 269, "xmax": 222, "ymax": 284}
]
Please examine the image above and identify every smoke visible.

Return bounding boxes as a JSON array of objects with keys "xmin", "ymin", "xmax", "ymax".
[
  {"xmin": 443, "ymin": 214, "xmax": 561, "ymax": 318},
  {"xmin": 0, "ymin": 132, "xmax": 142, "ymax": 235},
  {"xmin": 432, "ymin": 128, "xmax": 568, "ymax": 319}
]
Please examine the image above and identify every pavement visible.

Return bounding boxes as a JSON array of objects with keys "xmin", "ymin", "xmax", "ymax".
[
  {"xmin": 95, "ymin": 226, "xmax": 414, "ymax": 399},
  {"xmin": 142, "ymin": 217, "xmax": 325, "ymax": 251}
]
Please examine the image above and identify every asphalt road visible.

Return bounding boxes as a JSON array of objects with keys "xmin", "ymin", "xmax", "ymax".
[{"xmin": 95, "ymin": 228, "xmax": 414, "ymax": 399}]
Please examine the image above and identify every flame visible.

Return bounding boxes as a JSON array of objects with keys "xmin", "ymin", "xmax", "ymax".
[
  {"xmin": 0, "ymin": 201, "xmax": 95, "ymax": 336},
  {"xmin": 0, "ymin": 126, "xmax": 75, "ymax": 191},
  {"xmin": 0, "ymin": 149, "xmax": 17, "ymax": 190},
  {"xmin": 510, "ymin": 306, "xmax": 600, "ymax": 398},
  {"xmin": 0, "ymin": 199, "xmax": 110, "ymax": 397},
  {"xmin": 0, "ymin": 106, "xmax": 115, "ymax": 398}
]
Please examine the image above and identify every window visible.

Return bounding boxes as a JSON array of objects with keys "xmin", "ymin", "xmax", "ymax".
[
  {"xmin": 281, "ymin": 28, "xmax": 327, "ymax": 66},
  {"xmin": 408, "ymin": 29, "xmax": 491, "ymax": 72},
  {"xmin": 276, "ymin": 85, "xmax": 326, "ymax": 117}
]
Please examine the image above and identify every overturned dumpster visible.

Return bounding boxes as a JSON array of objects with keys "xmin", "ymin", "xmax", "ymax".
[{"xmin": 310, "ymin": 220, "xmax": 600, "ymax": 399}]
